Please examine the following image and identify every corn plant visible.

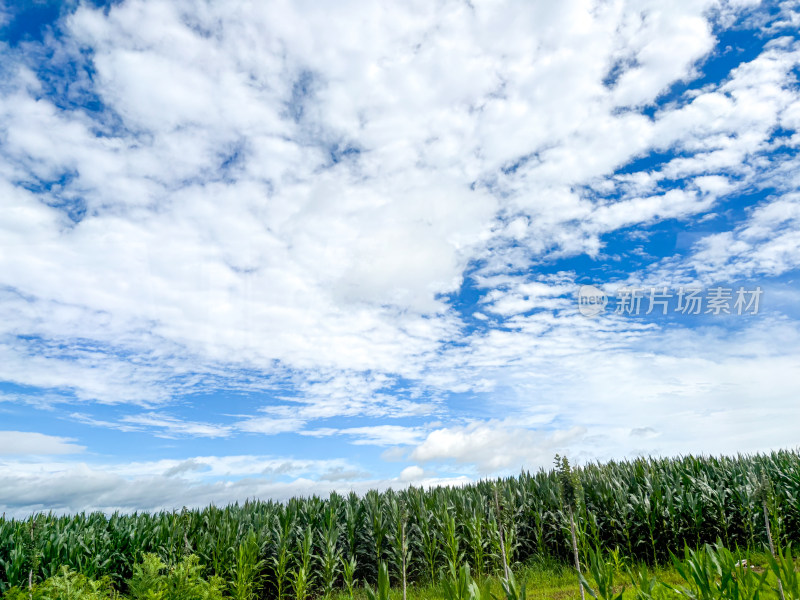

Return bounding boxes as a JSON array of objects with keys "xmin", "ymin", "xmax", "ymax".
[
  {"xmin": 230, "ymin": 530, "xmax": 265, "ymax": 600},
  {"xmin": 556, "ymin": 454, "xmax": 585, "ymax": 600},
  {"xmin": 342, "ymin": 556, "xmax": 357, "ymax": 600},
  {"xmin": 579, "ymin": 547, "xmax": 625, "ymax": 600},
  {"xmin": 756, "ymin": 474, "xmax": 786, "ymax": 600},
  {"xmin": 493, "ymin": 486, "xmax": 510, "ymax": 580},
  {"xmin": 1, "ymin": 524, "xmax": 28, "ymax": 592},
  {"xmin": 366, "ymin": 492, "xmax": 390, "ymax": 583},
  {"xmin": 290, "ymin": 525, "xmax": 314, "ymax": 600},
  {"xmin": 465, "ymin": 502, "xmax": 488, "ymax": 580},
  {"xmin": 387, "ymin": 497, "xmax": 411, "ymax": 600},
  {"xmin": 442, "ymin": 563, "xmax": 489, "ymax": 600},
  {"xmin": 607, "ymin": 547, "xmax": 628, "ymax": 577},
  {"xmin": 319, "ymin": 515, "xmax": 342, "ymax": 599},
  {"xmin": 668, "ymin": 543, "xmax": 768, "ymax": 600},
  {"xmin": 499, "ymin": 569, "xmax": 527, "ymax": 600},
  {"xmin": 341, "ymin": 494, "xmax": 360, "ymax": 553},
  {"xmin": 271, "ymin": 509, "xmax": 295, "ymax": 600},
  {"xmin": 442, "ymin": 509, "xmax": 464, "ymax": 575},
  {"xmin": 627, "ymin": 564, "xmax": 659, "ymax": 600},
  {"xmin": 766, "ymin": 545, "xmax": 799, "ymax": 600},
  {"xmin": 290, "ymin": 566, "xmax": 309, "ymax": 600},
  {"xmin": 411, "ymin": 491, "xmax": 440, "ymax": 583},
  {"xmin": 365, "ymin": 561, "xmax": 390, "ymax": 600}
]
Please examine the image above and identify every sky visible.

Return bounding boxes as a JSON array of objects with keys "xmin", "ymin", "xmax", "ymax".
[{"xmin": 0, "ymin": 0, "xmax": 799, "ymax": 518}]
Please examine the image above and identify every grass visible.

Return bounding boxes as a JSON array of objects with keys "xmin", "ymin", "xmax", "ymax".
[
  {"xmin": 325, "ymin": 559, "xmax": 575, "ymax": 600},
  {"xmin": 326, "ymin": 550, "xmax": 795, "ymax": 600},
  {"xmin": 3, "ymin": 545, "xmax": 796, "ymax": 600}
]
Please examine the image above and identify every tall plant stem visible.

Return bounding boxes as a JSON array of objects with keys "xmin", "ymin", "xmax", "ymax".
[
  {"xmin": 570, "ymin": 508, "xmax": 586, "ymax": 600},
  {"xmin": 763, "ymin": 499, "xmax": 786, "ymax": 600},
  {"xmin": 401, "ymin": 518, "xmax": 407, "ymax": 600},
  {"xmin": 494, "ymin": 487, "xmax": 509, "ymax": 580}
]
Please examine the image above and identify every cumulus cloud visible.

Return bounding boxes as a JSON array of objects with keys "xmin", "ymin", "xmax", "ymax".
[
  {"xmin": 690, "ymin": 193, "xmax": 800, "ymax": 279},
  {"xmin": 0, "ymin": 431, "xmax": 85, "ymax": 455},
  {"xmin": 398, "ymin": 465, "xmax": 426, "ymax": 482},
  {"xmin": 0, "ymin": 0, "xmax": 798, "ymax": 513},
  {"xmin": 0, "ymin": 454, "xmax": 467, "ymax": 517},
  {"xmin": 410, "ymin": 421, "xmax": 587, "ymax": 474},
  {"xmin": 3, "ymin": 0, "xmax": 792, "ymax": 406}
]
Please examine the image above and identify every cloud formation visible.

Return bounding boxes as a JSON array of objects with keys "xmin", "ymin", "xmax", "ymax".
[{"xmin": 0, "ymin": 0, "xmax": 798, "ymax": 514}]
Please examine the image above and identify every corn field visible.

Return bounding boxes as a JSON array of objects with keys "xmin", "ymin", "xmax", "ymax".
[{"xmin": 1, "ymin": 450, "xmax": 799, "ymax": 597}]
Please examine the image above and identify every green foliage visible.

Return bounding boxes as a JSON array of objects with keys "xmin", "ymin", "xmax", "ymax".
[
  {"xmin": 499, "ymin": 570, "xmax": 527, "ymax": 600},
  {"xmin": 4, "ymin": 566, "xmax": 117, "ymax": 600},
  {"xmin": 442, "ymin": 563, "xmax": 490, "ymax": 600},
  {"xmin": 766, "ymin": 544, "xmax": 799, "ymax": 600},
  {"xmin": 464, "ymin": 500, "xmax": 488, "ymax": 580},
  {"xmin": 290, "ymin": 565, "xmax": 309, "ymax": 600},
  {"xmin": 443, "ymin": 511, "xmax": 464, "ymax": 576},
  {"xmin": 366, "ymin": 562, "xmax": 391, "ymax": 600},
  {"xmin": 668, "ymin": 544, "xmax": 768, "ymax": 600},
  {"xmin": 627, "ymin": 564, "xmax": 660, "ymax": 600},
  {"xmin": 271, "ymin": 506, "xmax": 295, "ymax": 600},
  {"xmin": 754, "ymin": 474, "xmax": 772, "ymax": 507},
  {"xmin": 413, "ymin": 492, "xmax": 441, "ymax": 583},
  {"xmin": 290, "ymin": 525, "xmax": 314, "ymax": 600},
  {"xmin": 230, "ymin": 530, "xmax": 265, "ymax": 600},
  {"xmin": 320, "ymin": 511, "xmax": 343, "ymax": 599},
  {"xmin": 0, "ymin": 587, "xmax": 27, "ymax": 600},
  {"xmin": 555, "ymin": 455, "xmax": 581, "ymax": 513},
  {"xmin": 387, "ymin": 496, "xmax": 411, "ymax": 594},
  {"xmin": 608, "ymin": 547, "xmax": 629, "ymax": 578},
  {"xmin": 342, "ymin": 556, "xmax": 357, "ymax": 600},
  {"xmin": 579, "ymin": 547, "xmax": 625, "ymax": 600},
  {"xmin": 127, "ymin": 553, "xmax": 225, "ymax": 600}
]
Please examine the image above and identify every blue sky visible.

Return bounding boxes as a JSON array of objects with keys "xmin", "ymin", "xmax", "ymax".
[{"xmin": 1, "ymin": 0, "xmax": 799, "ymax": 517}]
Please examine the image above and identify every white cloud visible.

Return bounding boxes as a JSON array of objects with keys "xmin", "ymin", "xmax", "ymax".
[
  {"xmin": 410, "ymin": 421, "xmax": 587, "ymax": 474},
  {"xmin": 414, "ymin": 304, "xmax": 800, "ymax": 469},
  {"xmin": 0, "ymin": 431, "xmax": 85, "ymax": 455},
  {"xmin": 119, "ymin": 413, "xmax": 234, "ymax": 438},
  {"xmin": 608, "ymin": 1, "xmax": 716, "ymax": 107},
  {"xmin": 236, "ymin": 414, "xmax": 306, "ymax": 436},
  {"xmin": 302, "ymin": 425, "xmax": 426, "ymax": 447},
  {"xmin": 398, "ymin": 465, "xmax": 426, "ymax": 482},
  {"xmin": 0, "ymin": 454, "xmax": 468, "ymax": 518},
  {"xmin": 689, "ymin": 193, "xmax": 800, "ymax": 279},
  {"xmin": 0, "ymin": 0, "xmax": 798, "ymax": 513},
  {"xmin": 2, "ymin": 0, "xmax": 789, "ymax": 408}
]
